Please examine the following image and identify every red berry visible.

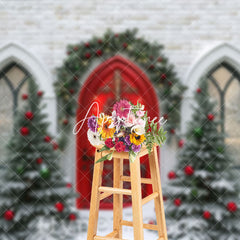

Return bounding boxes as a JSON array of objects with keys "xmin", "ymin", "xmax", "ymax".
[
  {"xmin": 227, "ymin": 202, "xmax": 237, "ymax": 212},
  {"xmin": 123, "ymin": 42, "xmax": 128, "ymax": 48},
  {"xmin": 207, "ymin": 114, "xmax": 215, "ymax": 121},
  {"xmin": 98, "ymin": 39, "xmax": 102, "ymax": 44},
  {"xmin": 20, "ymin": 127, "xmax": 29, "ymax": 136},
  {"xmin": 55, "ymin": 202, "xmax": 64, "ymax": 212},
  {"xmin": 4, "ymin": 210, "xmax": 14, "ymax": 221},
  {"xmin": 85, "ymin": 42, "xmax": 90, "ymax": 48},
  {"xmin": 36, "ymin": 158, "xmax": 43, "ymax": 164},
  {"xmin": 178, "ymin": 139, "xmax": 184, "ymax": 148},
  {"xmin": 157, "ymin": 57, "xmax": 162, "ymax": 62},
  {"xmin": 168, "ymin": 81, "xmax": 173, "ymax": 86},
  {"xmin": 96, "ymin": 49, "xmax": 103, "ymax": 56},
  {"xmin": 69, "ymin": 89, "xmax": 74, "ymax": 94},
  {"xmin": 69, "ymin": 213, "xmax": 77, "ymax": 221},
  {"xmin": 73, "ymin": 46, "xmax": 78, "ymax": 51},
  {"xmin": 63, "ymin": 119, "xmax": 69, "ymax": 125},
  {"xmin": 161, "ymin": 73, "xmax": 166, "ymax": 80},
  {"xmin": 37, "ymin": 91, "xmax": 43, "ymax": 97},
  {"xmin": 170, "ymin": 129, "xmax": 175, "ymax": 134},
  {"xmin": 22, "ymin": 94, "xmax": 28, "ymax": 100},
  {"xmin": 52, "ymin": 141, "xmax": 59, "ymax": 150},
  {"xmin": 44, "ymin": 136, "xmax": 51, "ymax": 142},
  {"xmin": 184, "ymin": 165, "xmax": 194, "ymax": 176},
  {"xmin": 163, "ymin": 114, "xmax": 168, "ymax": 120},
  {"xmin": 85, "ymin": 52, "xmax": 91, "ymax": 59},
  {"xmin": 25, "ymin": 111, "xmax": 34, "ymax": 120},
  {"xmin": 168, "ymin": 171, "xmax": 176, "ymax": 179},
  {"xmin": 196, "ymin": 88, "xmax": 202, "ymax": 93},
  {"xmin": 203, "ymin": 211, "xmax": 211, "ymax": 219},
  {"xmin": 174, "ymin": 198, "xmax": 181, "ymax": 207},
  {"xmin": 66, "ymin": 183, "xmax": 72, "ymax": 188}
]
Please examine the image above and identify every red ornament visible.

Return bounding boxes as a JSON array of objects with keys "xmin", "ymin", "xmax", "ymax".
[
  {"xmin": 22, "ymin": 93, "xmax": 28, "ymax": 100},
  {"xmin": 98, "ymin": 39, "xmax": 103, "ymax": 44},
  {"xmin": 184, "ymin": 165, "xmax": 194, "ymax": 176},
  {"xmin": 69, "ymin": 89, "xmax": 74, "ymax": 94},
  {"xmin": 55, "ymin": 202, "xmax": 64, "ymax": 212},
  {"xmin": 96, "ymin": 49, "xmax": 103, "ymax": 56},
  {"xmin": 163, "ymin": 196, "xmax": 167, "ymax": 201},
  {"xmin": 66, "ymin": 183, "xmax": 72, "ymax": 188},
  {"xmin": 196, "ymin": 88, "xmax": 202, "ymax": 93},
  {"xmin": 69, "ymin": 213, "xmax": 77, "ymax": 221},
  {"xmin": 63, "ymin": 119, "xmax": 69, "ymax": 125},
  {"xmin": 168, "ymin": 81, "xmax": 173, "ymax": 86},
  {"xmin": 168, "ymin": 171, "xmax": 176, "ymax": 179},
  {"xmin": 85, "ymin": 42, "xmax": 90, "ymax": 48},
  {"xmin": 157, "ymin": 57, "xmax": 162, "ymax": 62},
  {"xmin": 161, "ymin": 73, "xmax": 166, "ymax": 80},
  {"xmin": 25, "ymin": 111, "xmax": 34, "ymax": 120},
  {"xmin": 170, "ymin": 129, "xmax": 175, "ymax": 134},
  {"xmin": 149, "ymin": 64, "xmax": 155, "ymax": 70},
  {"xmin": 4, "ymin": 210, "xmax": 14, "ymax": 221},
  {"xmin": 20, "ymin": 127, "xmax": 29, "ymax": 136},
  {"xmin": 123, "ymin": 42, "xmax": 128, "ymax": 48},
  {"xmin": 85, "ymin": 52, "xmax": 91, "ymax": 59},
  {"xmin": 52, "ymin": 141, "xmax": 59, "ymax": 150},
  {"xmin": 36, "ymin": 158, "xmax": 43, "ymax": 164},
  {"xmin": 163, "ymin": 113, "xmax": 168, "ymax": 120},
  {"xmin": 203, "ymin": 211, "xmax": 211, "ymax": 219},
  {"xmin": 44, "ymin": 136, "xmax": 51, "ymax": 142},
  {"xmin": 37, "ymin": 91, "xmax": 43, "ymax": 97},
  {"xmin": 174, "ymin": 198, "xmax": 181, "ymax": 207},
  {"xmin": 207, "ymin": 114, "xmax": 215, "ymax": 121},
  {"xmin": 178, "ymin": 139, "xmax": 184, "ymax": 148},
  {"xmin": 73, "ymin": 46, "xmax": 78, "ymax": 51},
  {"xmin": 227, "ymin": 202, "xmax": 237, "ymax": 212}
]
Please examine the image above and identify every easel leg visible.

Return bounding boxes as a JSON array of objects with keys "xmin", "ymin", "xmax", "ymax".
[
  {"xmin": 87, "ymin": 150, "xmax": 104, "ymax": 240},
  {"xmin": 113, "ymin": 158, "xmax": 123, "ymax": 238},
  {"xmin": 149, "ymin": 147, "xmax": 168, "ymax": 240},
  {"xmin": 130, "ymin": 157, "xmax": 144, "ymax": 240}
]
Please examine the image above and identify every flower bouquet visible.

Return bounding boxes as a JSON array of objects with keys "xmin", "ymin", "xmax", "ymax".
[{"xmin": 87, "ymin": 99, "xmax": 166, "ymax": 163}]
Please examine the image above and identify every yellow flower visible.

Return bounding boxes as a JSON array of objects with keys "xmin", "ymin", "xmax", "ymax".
[
  {"xmin": 129, "ymin": 132, "xmax": 146, "ymax": 145},
  {"xmin": 97, "ymin": 115, "xmax": 115, "ymax": 139}
]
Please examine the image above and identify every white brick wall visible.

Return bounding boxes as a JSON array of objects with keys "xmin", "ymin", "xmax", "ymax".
[{"xmin": 0, "ymin": 0, "xmax": 240, "ymax": 182}]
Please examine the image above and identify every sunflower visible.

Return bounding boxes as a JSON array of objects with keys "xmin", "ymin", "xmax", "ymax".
[
  {"xmin": 98, "ymin": 115, "xmax": 115, "ymax": 139},
  {"xmin": 129, "ymin": 132, "xmax": 146, "ymax": 145}
]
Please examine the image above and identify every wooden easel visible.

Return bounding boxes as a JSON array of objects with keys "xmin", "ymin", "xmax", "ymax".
[{"xmin": 87, "ymin": 145, "xmax": 168, "ymax": 240}]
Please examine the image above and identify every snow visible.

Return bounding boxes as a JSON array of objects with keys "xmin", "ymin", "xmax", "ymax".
[{"xmin": 77, "ymin": 201, "xmax": 159, "ymax": 240}]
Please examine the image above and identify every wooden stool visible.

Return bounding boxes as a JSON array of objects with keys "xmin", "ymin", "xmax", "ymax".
[{"xmin": 87, "ymin": 145, "xmax": 168, "ymax": 240}]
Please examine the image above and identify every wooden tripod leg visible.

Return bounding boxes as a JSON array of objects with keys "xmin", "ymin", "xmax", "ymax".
[
  {"xmin": 130, "ymin": 156, "xmax": 144, "ymax": 240},
  {"xmin": 113, "ymin": 158, "xmax": 123, "ymax": 238},
  {"xmin": 87, "ymin": 150, "xmax": 104, "ymax": 240},
  {"xmin": 149, "ymin": 147, "xmax": 168, "ymax": 240}
]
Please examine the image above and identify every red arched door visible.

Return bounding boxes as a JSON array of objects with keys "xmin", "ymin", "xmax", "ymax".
[{"xmin": 76, "ymin": 55, "xmax": 160, "ymax": 209}]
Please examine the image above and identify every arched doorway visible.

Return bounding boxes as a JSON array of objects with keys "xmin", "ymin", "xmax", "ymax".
[{"xmin": 76, "ymin": 55, "xmax": 160, "ymax": 209}]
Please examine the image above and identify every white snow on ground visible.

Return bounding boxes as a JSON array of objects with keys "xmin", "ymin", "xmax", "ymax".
[{"xmin": 77, "ymin": 201, "xmax": 159, "ymax": 240}]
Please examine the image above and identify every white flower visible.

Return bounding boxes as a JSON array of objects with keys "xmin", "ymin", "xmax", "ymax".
[
  {"xmin": 131, "ymin": 125, "xmax": 145, "ymax": 135},
  {"xmin": 87, "ymin": 129, "xmax": 103, "ymax": 146}
]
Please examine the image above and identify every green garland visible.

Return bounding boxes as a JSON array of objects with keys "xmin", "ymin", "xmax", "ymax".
[{"xmin": 55, "ymin": 29, "xmax": 186, "ymax": 149}]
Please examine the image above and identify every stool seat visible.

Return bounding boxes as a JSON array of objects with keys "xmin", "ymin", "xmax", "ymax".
[{"xmin": 87, "ymin": 145, "xmax": 168, "ymax": 240}]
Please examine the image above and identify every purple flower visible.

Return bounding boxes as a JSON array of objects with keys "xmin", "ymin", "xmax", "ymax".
[
  {"xmin": 131, "ymin": 144, "xmax": 141, "ymax": 153},
  {"xmin": 124, "ymin": 145, "xmax": 130, "ymax": 152},
  {"xmin": 88, "ymin": 116, "xmax": 98, "ymax": 132},
  {"xmin": 124, "ymin": 135, "xmax": 131, "ymax": 146}
]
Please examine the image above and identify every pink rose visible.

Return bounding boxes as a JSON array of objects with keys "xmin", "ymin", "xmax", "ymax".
[{"xmin": 136, "ymin": 110, "xmax": 145, "ymax": 117}]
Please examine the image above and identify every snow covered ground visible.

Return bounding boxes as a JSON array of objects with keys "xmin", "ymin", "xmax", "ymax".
[{"xmin": 77, "ymin": 201, "xmax": 159, "ymax": 240}]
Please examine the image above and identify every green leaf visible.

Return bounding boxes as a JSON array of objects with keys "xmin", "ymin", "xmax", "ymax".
[
  {"xmin": 98, "ymin": 145, "xmax": 110, "ymax": 152},
  {"xmin": 95, "ymin": 152, "xmax": 113, "ymax": 164}
]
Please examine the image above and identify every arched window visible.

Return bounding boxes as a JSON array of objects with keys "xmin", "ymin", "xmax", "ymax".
[
  {"xmin": 207, "ymin": 62, "xmax": 240, "ymax": 165},
  {"xmin": 0, "ymin": 62, "xmax": 31, "ymax": 159}
]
